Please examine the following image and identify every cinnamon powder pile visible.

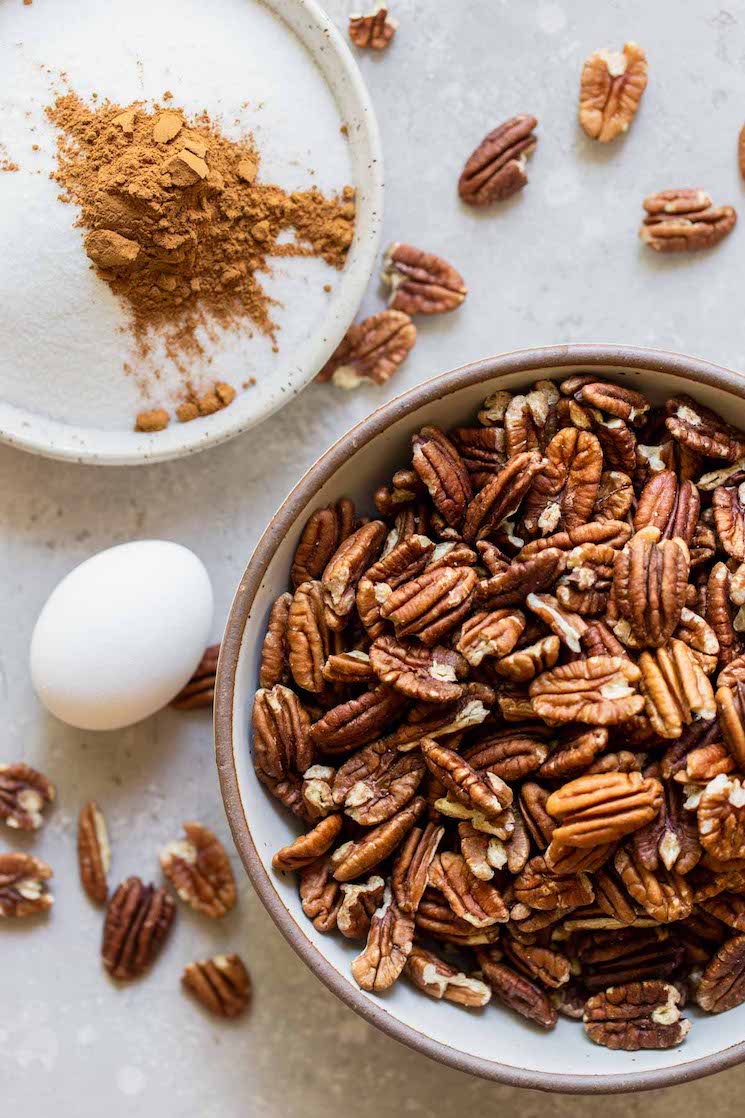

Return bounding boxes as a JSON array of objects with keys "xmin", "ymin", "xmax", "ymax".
[{"xmin": 46, "ymin": 91, "xmax": 355, "ymax": 422}]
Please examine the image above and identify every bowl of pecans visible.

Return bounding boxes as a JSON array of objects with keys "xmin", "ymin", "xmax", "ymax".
[{"xmin": 215, "ymin": 343, "xmax": 745, "ymax": 1092}]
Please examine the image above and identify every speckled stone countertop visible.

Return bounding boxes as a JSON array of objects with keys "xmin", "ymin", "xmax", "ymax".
[{"xmin": 5, "ymin": 0, "xmax": 745, "ymax": 1113}]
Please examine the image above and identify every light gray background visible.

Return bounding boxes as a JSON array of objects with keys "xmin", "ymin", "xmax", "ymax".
[{"xmin": 4, "ymin": 0, "xmax": 745, "ymax": 1113}]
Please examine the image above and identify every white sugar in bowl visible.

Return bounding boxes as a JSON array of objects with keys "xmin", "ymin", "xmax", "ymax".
[{"xmin": 31, "ymin": 540, "xmax": 213, "ymax": 731}]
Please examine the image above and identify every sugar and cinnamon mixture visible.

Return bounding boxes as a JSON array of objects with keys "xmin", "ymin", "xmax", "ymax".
[{"xmin": 46, "ymin": 91, "xmax": 355, "ymax": 429}]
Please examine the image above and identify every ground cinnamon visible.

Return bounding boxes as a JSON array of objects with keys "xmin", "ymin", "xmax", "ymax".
[{"xmin": 46, "ymin": 91, "xmax": 355, "ymax": 425}]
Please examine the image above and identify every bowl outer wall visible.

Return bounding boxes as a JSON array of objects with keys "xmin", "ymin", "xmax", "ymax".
[{"xmin": 215, "ymin": 343, "xmax": 745, "ymax": 1093}]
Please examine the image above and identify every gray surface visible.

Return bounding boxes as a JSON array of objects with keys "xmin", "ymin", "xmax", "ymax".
[{"xmin": 4, "ymin": 0, "xmax": 745, "ymax": 1112}]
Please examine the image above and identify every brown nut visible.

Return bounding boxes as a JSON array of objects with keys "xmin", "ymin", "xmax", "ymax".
[
  {"xmin": 422, "ymin": 738, "xmax": 513, "ymax": 819},
  {"xmin": 309, "ymin": 685, "xmax": 407, "ymax": 754},
  {"xmin": 77, "ymin": 800, "xmax": 111, "ymax": 905},
  {"xmin": 380, "ymin": 565, "xmax": 477, "ymax": 646},
  {"xmin": 288, "ymin": 581, "xmax": 331, "ymax": 692},
  {"xmin": 369, "ymin": 634, "xmax": 467, "ymax": 703},
  {"xmin": 291, "ymin": 499, "xmax": 355, "ymax": 589},
  {"xmin": 458, "ymin": 115, "xmax": 538, "ymax": 206},
  {"xmin": 546, "ymin": 771, "xmax": 664, "ymax": 848},
  {"xmin": 522, "ymin": 428, "xmax": 603, "ymax": 537},
  {"xmin": 578, "ymin": 42, "xmax": 647, "ymax": 142},
  {"xmin": 102, "ymin": 877, "xmax": 176, "ymax": 980},
  {"xmin": 272, "ymin": 814, "xmax": 344, "ymax": 872},
  {"xmin": 614, "ymin": 846, "xmax": 693, "ymax": 924},
  {"xmin": 634, "ymin": 470, "xmax": 700, "ymax": 545},
  {"xmin": 698, "ymin": 774, "xmax": 745, "ymax": 863},
  {"xmin": 429, "ymin": 851, "xmax": 509, "ymax": 927},
  {"xmin": 258, "ymin": 593, "xmax": 292, "ymax": 689},
  {"xmin": 412, "ymin": 426, "xmax": 472, "ymax": 529},
  {"xmin": 182, "ymin": 954, "xmax": 251, "ymax": 1018},
  {"xmin": 332, "ymin": 740, "xmax": 425, "ymax": 825},
  {"xmin": 584, "ymin": 981, "xmax": 690, "ymax": 1050},
  {"xmin": 456, "ymin": 609, "xmax": 525, "ymax": 667},
  {"xmin": 348, "ymin": 4, "xmax": 397, "ymax": 50},
  {"xmin": 405, "ymin": 944, "xmax": 491, "ymax": 1007},
  {"xmin": 713, "ymin": 484, "xmax": 745, "ymax": 560},
  {"xmin": 611, "ymin": 526, "xmax": 690, "ymax": 649},
  {"xmin": 351, "ymin": 890, "xmax": 414, "ymax": 991},
  {"xmin": 382, "ymin": 242, "xmax": 466, "ymax": 315},
  {"xmin": 0, "ymin": 852, "xmax": 53, "ymax": 918},
  {"xmin": 640, "ymin": 191, "xmax": 737, "ymax": 253},
  {"xmin": 529, "ymin": 655, "xmax": 644, "ymax": 725},
  {"xmin": 317, "ymin": 310, "xmax": 416, "ymax": 388},
  {"xmin": 298, "ymin": 857, "xmax": 341, "ymax": 932},
  {"xmin": 666, "ymin": 395, "xmax": 745, "ymax": 463},
  {"xmin": 322, "ymin": 520, "xmax": 387, "ymax": 630},
  {"xmin": 696, "ymin": 933, "xmax": 745, "ymax": 1013},
  {"xmin": 330, "ymin": 797, "xmax": 426, "ymax": 882},
  {"xmin": 0, "ymin": 763, "xmax": 55, "ymax": 831},
  {"xmin": 252, "ymin": 684, "xmax": 315, "ymax": 817},
  {"xmin": 337, "ymin": 875, "xmax": 386, "ymax": 939},
  {"xmin": 160, "ymin": 822, "xmax": 236, "ymax": 918},
  {"xmin": 477, "ymin": 951, "xmax": 558, "ymax": 1028},
  {"xmin": 171, "ymin": 644, "xmax": 219, "ymax": 709},
  {"xmin": 639, "ymin": 639, "xmax": 716, "ymax": 738}
]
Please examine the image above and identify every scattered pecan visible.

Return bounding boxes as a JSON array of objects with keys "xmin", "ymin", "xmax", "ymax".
[
  {"xmin": 416, "ymin": 887, "xmax": 500, "ymax": 947},
  {"xmin": 464, "ymin": 727, "xmax": 549, "ymax": 782},
  {"xmin": 259, "ymin": 594, "xmax": 292, "ymax": 688},
  {"xmin": 594, "ymin": 470, "xmax": 634, "ymax": 522},
  {"xmin": 513, "ymin": 854, "xmax": 594, "ymax": 912},
  {"xmin": 348, "ymin": 4, "xmax": 397, "ymax": 50},
  {"xmin": 504, "ymin": 939, "xmax": 571, "ymax": 988},
  {"xmin": 584, "ymin": 981, "xmax": 690, "ymax": 1050},
  {"xmin": 182, "ymin": 954, "xmax": 251, "ymax": 1018},
  {"xmin": 0, "ymin": 852, "xmax": 53, "ymax": 918},
  {"xmin": 458, "ymin": 115, "xmax": 538, "ymax": 206},
  {"xmin": 317, "ymin": 310, "xmax": 416, "ymax": 388},
  {"xmin": 477, "ymin": 951, "xmax": 557, "ymax": 1028},
  {"xmin": 405, "ymin": 944, "xmax": 491, "ymax": 1006},
  {"xmin": 0, "ymin": 763, "xmax": 55, "ymax": 831},
  {"xmin": 272, "ymin": 814, "xmax": 343, "ymax": 872},
  {"xmin": 546, "ymin": 771, "xmax": 663, "ymax": 848},
  {"xmin": 697, "ymin": 933, "xmax": 745, "ymax": 1012},
  {"xmin": 382, "ymin": 242, "xmax": 466, "ymax": 315},
  {"xmin": 522, "ymin": 428, "xmax": 602, "ymax": 537},
  {"xmin": 391, "ymin": 822, "xmax": 443, "ymax": 913},
  {"xmin": 634, "ymin": 470, "xmax": 700, "ymax": 544},
  {"xmin": 322, "ymin": 650, "xmax": 375, "ymax": 685},
  {"xmin": 640, "ymin": 191, "xmax": 736, "ymax": 253},
  {"xmin": 578, "ymin": 42, "xmax": 647, "ymax": 142},
  {"xmin": 102, "ymin": 877, "xmax": 176, "ymax": 980},
  {"xmin": 463, "ymin": 450, "xmax": 546, "ymax": 543},
  {"xmin": 538, "ymin": 728, "xmax": 608, "ymax": 781},
  {"xmin": 77, "ymin": 800, "xmax": 110, "ymax": 905},
  {"xmin": 301, "ymin": 765, "xmax": 337, "ymax": 823},
  {"xmin": 530, "ymin": 655, "xmax": 643, "ymax": 725},
  {"xmin": 357, "ymin": 533, "xmax": 434, "ymax": 637},
  {"xmin": 632, "ymin": 778, "xmax": 701, "ymax": 875},
  {"xmin": 160, "ymin": 822, "xmax": 236, "ymax": 918},
  {"xmin": 476, "ymin": 549, "xmax": 565, "ymax": 610},
  {"xmin": 171, "ymin": 644, "xmax": 219, "ymax": 709}
]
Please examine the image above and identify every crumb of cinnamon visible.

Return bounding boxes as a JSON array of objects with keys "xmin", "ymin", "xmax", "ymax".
[{"xmin": 135, "ymin": 408, "xmax": 169, "ymax": 432}]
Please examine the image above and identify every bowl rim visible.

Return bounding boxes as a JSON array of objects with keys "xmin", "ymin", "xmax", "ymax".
[
  {"xmin": 0, "ymin": 0, "xmax": 383, "ymax": 467},
  {"xmin": 215, "ymin": 342, "xmax": 745, "ymax": 1093}
]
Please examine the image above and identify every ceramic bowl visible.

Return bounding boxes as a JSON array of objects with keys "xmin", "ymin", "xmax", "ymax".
[{"xmin": 215, "ymin": 344, "xmax": 745, "ymax": 1093}]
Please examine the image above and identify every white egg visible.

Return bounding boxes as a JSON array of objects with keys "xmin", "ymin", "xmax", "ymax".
[{"xmin": 30, "ymin": 541, "xmax": 214, "ymax": 731}]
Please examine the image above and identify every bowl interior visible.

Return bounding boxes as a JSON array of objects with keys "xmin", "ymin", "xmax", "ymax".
[{"xmin": 219, "ymin": 349, "xmax": 745, "ymax": 1091}]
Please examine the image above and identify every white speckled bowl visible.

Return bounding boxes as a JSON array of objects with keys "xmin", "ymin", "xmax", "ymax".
[
  {"xmin": 216, "ymin": 345, "xmax": 745, "ymax": 1092},
  {"xmin": 0, "ymin": 0, "xmax": 382, "ymax": 465}
]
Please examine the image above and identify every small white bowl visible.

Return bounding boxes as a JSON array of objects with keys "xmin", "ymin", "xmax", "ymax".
[
  {"xmin": 0, "ymin": 0, "xmax": 382, "ymax": 466},
  {"xmin": 215, "ymin": 344, "xmax": 745, "ymax": 1093}
]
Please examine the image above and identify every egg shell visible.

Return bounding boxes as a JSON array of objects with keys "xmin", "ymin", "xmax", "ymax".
[{"xmin": 30, "ymin": 540, "xmax": 214, "ymax": 731}]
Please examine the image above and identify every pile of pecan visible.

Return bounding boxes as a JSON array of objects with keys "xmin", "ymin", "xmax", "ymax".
[{"xmin": 252, "ymin": 373, "xmax": 745, "ymax": 1051}]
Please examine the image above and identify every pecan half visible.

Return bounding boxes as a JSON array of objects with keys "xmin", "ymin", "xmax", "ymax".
[
  {"xmin": 416, "ymin": 888, "xmax": 500, "ymax": 947},
  {"xmin": 422, "ymin": 738, "xmax": 512, "ymax": 819},
  {"xmin": 369, "ymin": 635, "xmax": 467, "ymax": 703},
  {"xmin": 357, "ymin": 533, "xmax": 434, "ymax": 638},
  {"xmin": 640, "ymin": 191, "xmax": 736, "ymax": 253},
  {"xmin": 160, "ymin": 822, "xmax": 236, "ymax": 919},
  {"xmin": 504, "ymin": 939, "xmax": 571, "ymax": 989},
  {"xmin": 578, "ymin": 42, "xmax": 647, "ymax": 142},
  {"xmin": 476, "ymin": 549, "xmax": 565, "ymax": 610},
  {"xmin": 182, "ymin": 954, "xmax": 251, "ymax": 1018},
  {"xmin": 530, "ymin": 655, "xmax": 643, "ymax": 725},
  {"xmin": 698, "ymin": 773, "xmax": 745, "ymax": 863},
  {"xmin": 429, "ymin": 851, "xmax": 509, "ymax": 927},
  {"xmin": 538, "ymin": 727, "xmax": 608, "ymax": 780},
  {"xmin": 716, "ymin": 681, "xmax": 745, "ymax": 769},
  {"xmin": 614, "ymin": 847, "xmax": 693, "ymax": 923},
  {"xmin": 456, "ymin": 609, "xmax": 525, "ymax": 667},
  {"xmin": 252, "ymin": 685, "xmax": 314, "ymax": 816},
  {"xmin": 713, "ymin": 483, "xmax": 745, "ymax": 560},
  {"xmin": 332, "ymin": 741, "xmax": 425, "ymax": 825},
  {"xmin": 391, "ymin": 822, "xmax": 444, "ymax": 913},
  {"xmin": 698, "ymin": 892, "xmax": 745, "ymax": 932},
  {"xmin": 464, "ymin": 727, "xmax": 550, "ymax": 782},
  {"xmin": 337, "ymin": 875, "xmax": 386, "ymax": 939},
  {"xmin": 405, "ymin": 944, "xmax": 491, "ymax": 1007},
  {"xmin": 322, "ymin": 650, "xmax": 375, "ymax": 685},
  {"xmin": 310, "ymin": 686, "xmax": 406, "ymax": 754},
  {"xmin": 634, "ymin": 471, "xmax": 700, "ymax": 544},
  {"xmin": 380, "ymin": 565, "xmax": 477, "ymax": 646},
  {"xmin": 259, "ymin": 593, "xmax": 292, "ymax": 688},
  {"xmin": 459, "ymin": 819, "xmax": 510, "ymax": 880},
  {"xmin": 639, "ymin": 639, "xmax": 716, "ymax": 738},
  {"xmin": 0, "ymin": 852, "xmax": 53, "ymax": 918},
  {"xmin": 666, "ymin": 395, "xmax": 745, "ymax": 462},
  {"xmin": 513, "ymin": 854, "xmax": 594, "ymax": 912},
  {"xmin": 348, "ymin": 4, "xmax": 397, "ymax": 50},
  {"xmin": 412, "ymin": 427, "xmax": 472, "ymax": 529},
  {"xmin": 298, "ymin": 857, "xmax": 341, "ymax": 932},
  {"xmin": 272, "ymin": 814, "xmax": 343, "ymax": 872},
  {"xmin": 632, "ymin": 778, "xmax": 701, "ymax": 875},
  {"xmin": 522, "ymin": 428, "xmax": 602, "ymax": 537},
  {"xmin": 477, "ymin": 951, "xmax": 557, "ymax": 1028},
  {"xmin": 288, "ymin": 581, "xmax": 330, "ymax": 692},
  {"xmin": 351, "ymin": 885, "xmax": 414, "ymax": 991},
  {"xmin": 556, "ymin": 542, "xmax": 616, "ymax": 616},
  {"xmin": 77, "ymin": 800, "xmax": 110, "ymax": 905},
  {"xmin": 584, "ymin": 981, "xmax": 690, "ymax": 1050},
  {"xmin": 317, "ymin": 310, "xmax": 416, "ymax": 388},
  {"xmin": 594, "ymin": 470, "xmax": 634, "ymax": 522},
  {"xmin": 697, "ymin": 933, "xmax": 745, "ymax": 1012},
  {"xmin": 291, "ymin": 500, "xmax": 355, "ymax": 589},
  {"xmin": 493, "ymin": 634, "xmax": 561, "ymax": 683},
  {"xmin": 322, "ymin": 521, "xmax": 386, "ymax": 630},
  {"xmin": 0, "ymin": 763, "xmax": 55, "ymax": 831},
  {"xmin": 382, "ymin": 242, "xmax": 466, "ymax": 315},
  {"xmin": 458, "ymin": 115, "xmax": 538, "ymax": 206},
  {"xmin": 171, "ymin": 644, "xmax": 219, "ymax": 709},
  {"xmin": 463, "ymin": 451, "xmax": 546, "ymax": 543},
  {"xmin": 102, "ymin": 878, "xmax": 176, "ymax": 980},
  {"xmin": 330, "ymin": 797, "xmax": 425, "ymax": 882},
  {"xmin": 546, "ymin": 771, "xmax": 663, "ymax": 848},
  {"xmin": 611, "ymin": 527, "xmax": 690, "ymax": 649}
]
